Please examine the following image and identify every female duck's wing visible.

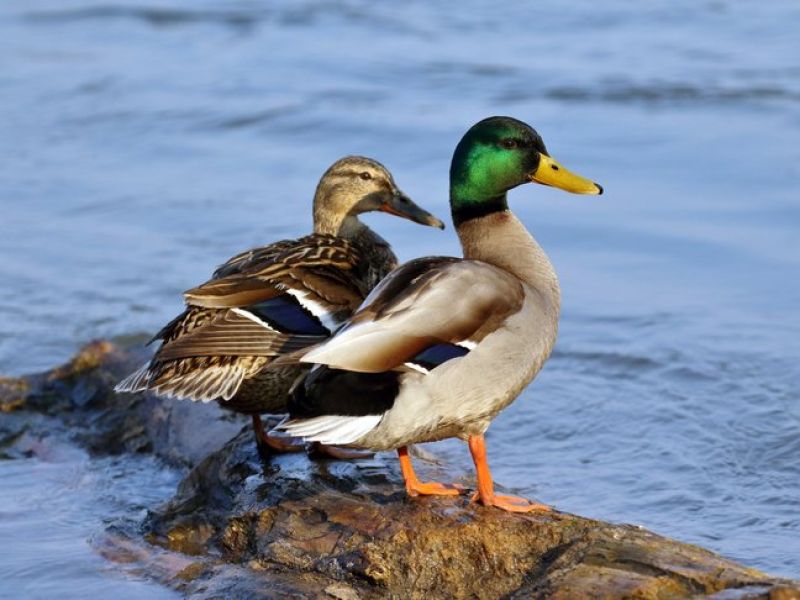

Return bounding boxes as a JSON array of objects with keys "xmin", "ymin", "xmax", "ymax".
[
  {"xmin": 210, "ymin": 238, "xmax": 297, "ymax": 278},
  {"xmin": 185, "ymin": 234, "xmax": 366, "ymax": 320},
  {"xmin": 299, "ymin": 257, "xmax": 525, "ymax": 373},
  {"xmin": 161, "ymin": 234, "xmax": 367, "ymax": 360},
  {"xmin": 116, "ymin": 235, "xmax": 367, "ymax": 400}
]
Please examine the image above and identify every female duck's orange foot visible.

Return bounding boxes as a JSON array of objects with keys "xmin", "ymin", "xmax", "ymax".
[
  {"xmin": 307, "ymin": 443, "xmax": 374, "ymax": 460},
  {"xmin": 471, "ymin": 491, "xmax": 551, "ymax": 513},
  {"xmin": 406, "ymin": 480, "xmax": 464, "ymax": 497},
  {"xmin": 262, "ymin": 433, "xmax": 306, "ymax": 453},
  {"xmin": 252, "ymin": 415, "xmax": 305, "ymax": 454}
]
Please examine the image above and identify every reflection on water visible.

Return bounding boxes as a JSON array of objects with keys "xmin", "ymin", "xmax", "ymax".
[{"xmin": 0, "ymin": 0, "xmax": 798, "ymax": 592}]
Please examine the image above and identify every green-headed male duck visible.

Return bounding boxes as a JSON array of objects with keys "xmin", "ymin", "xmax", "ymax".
[{"xmin": 281, "ymin": 118, "xmax": 602, "ymax": 511}]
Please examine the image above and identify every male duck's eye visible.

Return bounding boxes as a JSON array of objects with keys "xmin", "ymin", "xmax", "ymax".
[
  {"xmin": 502, "ymin": 139, "xmax": 518, "ymax": 150},
  {"xmin": 359, "ymin": 172, "xmax": 372, "ymax": 180}
]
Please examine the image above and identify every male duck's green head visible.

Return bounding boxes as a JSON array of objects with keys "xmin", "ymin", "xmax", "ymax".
[{"xmin": 450, "ymin": 116, "xmax": 602, "ymax": 225}]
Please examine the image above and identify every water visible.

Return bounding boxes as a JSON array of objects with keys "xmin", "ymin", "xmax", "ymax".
[
  {"xmin": 0, "ymin": 431, "xmax": 181, "ymax": 599},
  {"xmin": 1, "ymin": 0, "xmax": 799, "ymax": 593}
]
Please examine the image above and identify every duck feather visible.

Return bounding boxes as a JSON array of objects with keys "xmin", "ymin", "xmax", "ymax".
[{"xmin": 299, "ymin": 257, "xmax": 525, "ymax": 373}]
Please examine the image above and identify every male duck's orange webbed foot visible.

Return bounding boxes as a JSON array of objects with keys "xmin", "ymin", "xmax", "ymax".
[
  {"xmin": 252, "ymin": 415, "xmax": 305, "ymax": 454},
  {"xmin": 409, "ymin": 480, "xmax": 464, "ymax": 496},
  {"xmin": 468, "ymin": 434, "xmax": 551, "ymax": 514},
  {"xmin": 469, "ymin": 491, "xmax": 551, "ymax": 513},
  {"xmin": 307, "ymin": 442, "xmax": 374, "ymax": 460},
  {"xmin": 398, "ymin": 446, "xmax": 464, "ymax": 497}
]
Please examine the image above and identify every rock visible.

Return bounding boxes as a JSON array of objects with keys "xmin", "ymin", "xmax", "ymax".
[
  {"xmin": 3, "ymin": 341, "xmax": 799, "ymax": 599},
  {"xmin": 0, "ymin": 376, "xmax": 29, "ymax": 413},
  {"xmin": 137, "ymin": 429, "xmax": 798, "ymax": 599},
  {"xmin": 0, "ymin": 339, "xmax": 245, "ymax": 467}
]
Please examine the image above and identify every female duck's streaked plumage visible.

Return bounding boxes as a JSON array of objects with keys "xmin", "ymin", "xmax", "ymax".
[
  {"xmin": 281, "ymin": 117, "xmax": 602, "ymax": 511},
  {"xmin": 116, "ymin": 156, "xmax": 444, "ymax": 454}
]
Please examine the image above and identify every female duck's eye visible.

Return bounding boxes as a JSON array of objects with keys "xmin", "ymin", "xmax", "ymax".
[
  {"xmin": 502, "ymin": 139, "xmax": 518, "ymax": 149},
  {"xmin": 359, "ymin": 171, "xmax": 372, "ymax": 180}
]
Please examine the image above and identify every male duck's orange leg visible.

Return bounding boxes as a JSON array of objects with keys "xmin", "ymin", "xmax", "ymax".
[
  {"xmin": 398, "ymin": 446, "xmax": 463, "ymax": 496},
  {"xmin": 252, "ymin": 415, "xmax": 305, "ymax": 454},
  {"xmin": 468, "ymin": 434, "xmax": 551, "ymax": 513}
]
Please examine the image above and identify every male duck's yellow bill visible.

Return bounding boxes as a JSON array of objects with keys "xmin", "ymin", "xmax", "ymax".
[{"xmin": 530, "ymin": 155, "xmax": 603, "ymax": 195}]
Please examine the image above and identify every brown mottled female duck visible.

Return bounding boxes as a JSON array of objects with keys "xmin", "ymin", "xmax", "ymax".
[{"xmin": 116, "ymin": 156, "xmax": 444, "ymax": 457}]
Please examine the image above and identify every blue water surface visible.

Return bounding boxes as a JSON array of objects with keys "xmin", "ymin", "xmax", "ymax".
[{"xmin": 0, "ymin": 0, "xmax": 798, "ymax": 594}]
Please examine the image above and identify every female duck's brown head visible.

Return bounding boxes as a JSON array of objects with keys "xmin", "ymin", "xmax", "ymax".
[{"xmin": 313, "ymin": 156, "xmax": 444, "ymax": 236}]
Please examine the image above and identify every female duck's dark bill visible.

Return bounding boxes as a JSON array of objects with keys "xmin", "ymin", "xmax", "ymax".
[
  {"xmin": 530, "ymin": 154, "xmax": 603, "ymax": 195},
  {"xmin": 380, "ymin": 193, "xmax": 446, "ymax": 229}
]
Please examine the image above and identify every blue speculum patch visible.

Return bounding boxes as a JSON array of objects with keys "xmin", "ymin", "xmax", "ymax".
[
  {"xmin": 247, "ymin": 295, "xmax": 329, "ymax": 336},
  {"xmin": 410, "ymin": 343, "xmax": 470, "ymax": 371}
]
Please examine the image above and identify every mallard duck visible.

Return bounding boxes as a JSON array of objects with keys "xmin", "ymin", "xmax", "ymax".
[
  {"xmin": 280, "ymin": 117, "xmax": 602, "ymax": 511},
  {"xmin": 116, "ymin": 156, "xmax": 444, "ymax": 456}
]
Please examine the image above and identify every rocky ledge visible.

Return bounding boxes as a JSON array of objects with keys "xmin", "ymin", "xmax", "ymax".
[{"xmin": 1, "ymin": 341, "xmax": 798, "ymax": 599}]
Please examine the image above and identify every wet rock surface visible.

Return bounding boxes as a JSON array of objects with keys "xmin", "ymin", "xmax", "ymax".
[
  {"xmin": 0, "ymin": 340, "xmax": 244, "ymax": 466},
  {"xmin": 2, "ymin": 341, "xmax": 799, "ymax": 599}
]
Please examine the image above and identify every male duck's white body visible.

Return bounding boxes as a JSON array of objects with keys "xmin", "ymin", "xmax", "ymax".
[
  {"xmin": 284, "ymin": 211, "xmax": 560, "ymax": 451},
  {"xmin": 281, "ymin": 116, "xmax": 601, "ymax": 512}
]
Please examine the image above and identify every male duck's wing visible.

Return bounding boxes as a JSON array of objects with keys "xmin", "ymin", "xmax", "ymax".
[
  {"xmin": 280, "ymin": 257, "xmax": 525, "ymax": 443},
  {"xmin": 299, "ymin": 256, "xmax": 525, "ymax": 373}
]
